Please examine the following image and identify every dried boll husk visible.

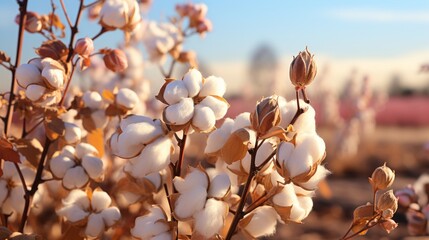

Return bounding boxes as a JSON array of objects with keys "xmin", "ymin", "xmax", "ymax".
[
  {"xmin": 250, "ymin": 95, "xmax": 281, "ymax": 137},
  {"xmin": 377, "ymin": 190, "xmax": 398, "ymax": 215},
  {"xmin": 289, "ymin": 47, "xmax": 317, "ymax": 89},
  {"xmin": 369, "ymin": 163, "xmax": 395, "ymax": 191}
]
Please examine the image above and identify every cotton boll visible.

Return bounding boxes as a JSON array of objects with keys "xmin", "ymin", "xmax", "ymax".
[
  {"xmin": 286, "ymin": 146, "xmax": 313, "ymax": 178},
  {"xmin": 164, "ymin": 98, "xmax": 194, "ymax": 125},
  {"xmin": 118, "ymin": 121, "xmax": 163, "ymax": 151},
  {"xmin": 116, "ymin": 88, "xmax": 139, "ymax": 110},
  {"xmin": 83, "ymin": 91, "xmax": 104, "ymax": 109},
  {"xmin": 192, "ymin": 105, "xmax": 216, "ymax": 132},
  {"xmin": 174, "ymin": 186, "xmax": 207, "ymax": 219},
  {"xmin": 151, "ymin": 232, "xmax": 172, "ymax": 240},
  {"xmin": 296, "ymin": 133, "xmax": 325, "ymax": 163},
  {"xmin": 101, "ymin": 207, "xmax": 120, "ymax": 226},
  {"xmin": 126, "ymin": 136, "xmax": 172, "ymax": 178},
  {"xmin": 182, "ymin": 69, "xmax": 203, "ymax": 97},
  {"xmin": 91, "ymin": 190, "xmax": 111, "ymax": 212},
  {"xmin": 131, "ymin": 206, "xmax": 169, "ymax": 239},
  {"xmin": 26, "ymin": 84, "xmax": 46, "ymax": 101},
  {"xmin": 174, "ymin": 169, "xmax": 209, "ymax": 193},
  {"xmin": 58, "ymin": 204, "xmax": 89, "ymax": 222},
  {"xmin": 41, "ymin": 68, "xmax": 64, "ymax": 89},
  {"xmin": 62, "ymin": 166, "xmax": 89, "ymax": 189},
  {"xmin": 272, "ymin": 183, "xmax": 297, "ymax": 207},
  {"xmin": 194, "ymin": 199, "xmax": 227, "ymax": 238},
  {"xmin": 85, "ymin": 213, "xmax": 105, "ymax": 238},
  {"xmin": 244, "ymin": 206, "xmax": 278, "ymax": 238},
  {"xmin": 81, "ymin": 155, "xmax": 104, "ymax": 180},
  {"xmin": 50, "ymin": 155, "xmax": 76, "ymax": 178},
  {"xmin": 204, "ymin": 118, "xmax": 234, "ymax": 154},
  {"xmin": 61, "ymin": 145, "xmax": 76, "ymax": 159},
  {"xmin": 16, "ymin": 63, "xmax": 42, "ymax": 88},
  {"xmin": 144, "ymin": 172, "xmax": 162, "ymax": 190},
  {"xmin": 277, "ymin": 142, "xmax": 294, "ymax": 169},
  {"xmin": 199, "ymin": 96, "xmax": 228, "ymax": 120},
  {"xmin": 199, "ymin": 76, "xmax": 226, "ymax": 97},
  {"xmin": 64, "ymin": 122, "xmax": 81, "ymax": 144},
  {"xmin": 75, "ymin": 143, "xmax": 99, "ymax": 159},
  {"xmin": 91, "ymin": 110, "xmax": 108, "ymax": 127},
  {"xmin": 255, "ymin": 141, "xmax": 276, "ymax": 168},
  {"xmin": 163, "ymin": 80, "xmax": 189, "ymax": 105},
  {"xmin": 208, "ymin": 173, "xmax": 231, "ymax": 199},
  {"xmin": 119, "ymin": 114, "xmax": 154, "ymax": 130}
]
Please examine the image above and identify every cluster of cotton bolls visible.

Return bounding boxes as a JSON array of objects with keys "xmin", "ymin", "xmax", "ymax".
[
  {"xmin": 57, "ymin": 189, "xmax": 121, "ymax": 238},
  {"xmin": 157, "ymin": 68, "xmax": 228, "ymax": 132},
  {"xmin": 98, "ymin": 0, "xmax": 141, "ymax": 32},
  {"xmin": 16, "ymin": 57, "xmax": 66, "ymax": 106},
  {"xmin": 203, "ymin": 95, "xmax": 328, "ymax": 238},
  {"xmin": 49, "ymin": 143, "xmax": 104, "ymax": 190}
]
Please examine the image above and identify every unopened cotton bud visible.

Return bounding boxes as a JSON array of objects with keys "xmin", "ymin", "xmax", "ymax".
[
  {"xmin": 289, "ymin": 47, "xmax": 317, "ymax": 89},
  {"xmin": 103, "ymin": 49, "xmax": 128, "ymax": 72},
  {"xmin": 370, "ymin": 163, "xmax": 395, "ymax": 191},
  {"xmin": 15, "ymin": 11, "xmax": 42, "ymax": 33},
  {"xmin": 175, "ymin": 3, "xmax": 193, "ymax": 17},
  {"xmin": 196, "ymin": 19, "xmax": 212, "ymax": 34},
  {"xmin": 250, "ymin": 95, "xmax": 280, "ymax": 136},
  {"xmin": 377, "ymin": 190, "xmax": 398, "ymax": 214},
  {"xmin": 177, "ymin": 51, "xmax": 197, "ymax": 67},
  {"xmin": 395, "ymin": 186, "xmax": 417, "ymax": 209},
  {"xmin": 75, "ymin": 37, "xmax": 94, "ymax": 57}
]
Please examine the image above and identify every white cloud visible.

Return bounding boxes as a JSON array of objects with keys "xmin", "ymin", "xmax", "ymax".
[{"xmin": 328, "ymin": 8, "xmax": 429, "ymax": 23}]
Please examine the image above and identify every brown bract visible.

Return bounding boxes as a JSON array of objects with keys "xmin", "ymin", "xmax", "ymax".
[
  {"xmin": 289, "ymin": 47, "xmax": 317, "ymax": 89},
  {"xmin": 36, "ymin": 40, "xmax": 69, "ymax": 62}
]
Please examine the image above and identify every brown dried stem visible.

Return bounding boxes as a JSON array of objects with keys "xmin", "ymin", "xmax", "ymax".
[
  {"xmin": 340, "ymin": 213, "xmax": 381, "ymax": 240},
  {"xmin": 4, "ymin": 0, "xmax": 28, "ymax": 136},
  {"xmin": 225, "ymin": 139, "xmax": 259, "ymax": 240},
  {"xmin": 174, "ymin": 133, "xmax": 188, "ymax": 178},
  {"xmin": 59, "ymin": 58, "xmax": 78, "ymax": 106},
  {"xmin": 59, "ymin": 0, "xmax": 72, "ymax": 28},
  {"xmin": 91, "ymin": 27, "xmax": 109, "ymax": 41},
  {"xmin": 65, "ymin": 0, "xmax": 85, "ymax": 63},
  {"xmin": 19, "ymin": 137, "xmax": 52, "ymax": 232}
]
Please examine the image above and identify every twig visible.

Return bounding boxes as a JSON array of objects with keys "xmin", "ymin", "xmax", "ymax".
[
  {"xmin": 290, "ymin": 90, "xmax": 305, "ymax": 125},
  {"xmin": 14, "ymin": 162, "xmax": 28, "ymax": 193},
  {"xmin": 22, "ymin": 119, "xmax": 44, "ymax": 138},
  {"xmin": 340, "ymin": 214, "xmax": 380, "ymax": 240},
  {"xmin": 4, "ymin": 0, "xmax": 28, "ymax": 136},
  {"xmin": 58, "ymin": 59, "xmax": 78, "ymax": 106},
  {"xmin": 19, "ymin": 137, "xmax": 52, "ymax": 232},
  {"xmin": 65, "ymin": 0, "xmax": 85, "ymax": 63},
  {"xmin": 174, "ymin": 133, "xmax": 188, "ymax": 177},
  {"xmin": 84, "ymin": 0, "xmax": 101, "ymax": 9},
  {"xmin": 256, "ymin": 149, "xmax": 276, "ymax": 171},
  {"xmin": 166, "ymin": 60, "xmax": 177, "ymax": 78},
  {"xmin": 91, "ymin": 27, "xmax": 109, "ymax": 41},
  {"xmin": 59, "ymin": 0, "xmax": 72, "ymax": 28},
  {"xmin": 225, "ymin": 140, "xmax": 259, "ymax": 240}
]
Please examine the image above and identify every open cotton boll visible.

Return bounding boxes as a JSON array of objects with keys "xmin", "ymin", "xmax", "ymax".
[
  {"xmin": 85, "ymin": 213, "xmax": 105, "ymax": 238},
  {"xmin": 61, "ymin": 145, "xmax": 76, "ymax": 159},
  {"xmin": 164, "ymin": 98, "xmax": 194, "ymax": 125},
  {"xmin": 295, "ymin": 133, "xmax": 325, "ymax": 162},
  {"xmin": 64, "ymin": 122, "xmax": 81, "ymax": 144},
  {"xmin": 83, "ymin": 91, "xmax": 104, "ymax": 109},
  {"xmin": 280, "ymin": 100, "xmax": 316, "ymax": 133},
  {"xmin": 199, "ymin": 96, "xmax": 228, "ymax": 120},
  {"xmin": 125, "ymin": 136, "xmax": 172, "ymax": 178},
  {"xmin": 91, "ymin": 110, "xmax": 108, "ymax": 127},
  {"xmin": 291, "ymin": 196, "xmax": 313, "ymax": 222},
  {"xmin": 199, "ymin": 76, "xmax": 226, "ymax": 97},
  {"xmin": 204, "ymin": 118, "xmax": 234, "ymax": 154},
  {"xmin": 208, "ymin": 173, "xmax": 230, "ymax": 198},
  {"xmin": 131, "ymin": 206, "xmax": 169, "ymax": 239},
  {"xmin": 192, "ymin": 105, "xmax": 216, "ymax": 132},
  {"xmin": 101, "ymin": 207, "xmax": 121, "ymax": 226},
  {"xmin": 174, "ymin": 186, "xmax": 207, "ymax": 219},
  {"xmin": 50, "ymin": 155, "xmax": 76, "ymax": 178},
  {"xmin": 62, "ymin": 166, "xmax": 89, "ymax": 189},
  {"xmin": 91, "ymin": 190, "xmax": 111, "ymax": 212},
  {"xmin": 62, "ymin": 189, "xmax": 90, "ymax": 208},
  {"xmin": 26, "ymin": 84, "xmax": 46, "ymax": 101},
  {"xmin": 244, "ymin": 206, "xmax": 278, "ymax": 238},
  {"xmin": 75, "ymin": 143, "xmax": 99, "ymax": 159},
  {"xmin": 16, "ymin": 63, "xmax": 42, "ymax": 88},
  {"xmin": 272, "ymin": 183, "xmax": 297, "ymax": 207},
  {"xmin": 174, "ymin": 168, "xmax": 208, "ymax": 193},
  {"xmin": 182, "ymin": 68, "xmax": 203, "ymax": 97},
  {"xmin": 41, "ymin": 68, "xmax": 64, "ymax": 89},
  {"xmin": 119, "ymin": 114, "xmax": 155, "ymax": 130},
  {"xmin": 163, "ymin": 80, "xmax": 189, "ymax": 105},
  {"xmin": 57, "ymin": 204, "xmax": 89, "ymax": 223},
  {"xmin": 194, "ymin": 199, "xmax": 227, "ymax": 238},
  {"xmin": 277, "ymin": 142, "xmax": 294, "ymax": 169},
  {"xmin": 81, "ymin": 155, "xmax": 104, "ymax": 180},
  {"xmin": 116, "ymin": 88, "xmax": 139, "ymax": 110}
]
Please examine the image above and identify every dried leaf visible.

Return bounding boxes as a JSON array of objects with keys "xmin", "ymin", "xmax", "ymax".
[
  {"xmin": 14, "ymin": 138, "xmax": 43, "ymax": 168},
  {"xmin": 50, "ymin": 13, "xmax": 66, "ymax": 38},
  {"xmin": 0, "ymin": 51, "xmax": 10, "ymax": 63},
  {"xmin": 102, "ymin": 89, "xmax": 115, "ymax": 102},
  {"xmin": 0, "ymin": 137, "xmax": 21, "ymax": 163},
  {"xmin": 105, "ymin": 104, "xmax": 127, "ymax": 117},
  {"xmin": 45, "ymin": 117, "xmax": 66, "ymax": 140},
  {"xmin": 220, "ymin": 129, "xmax": 251, "ymax": 164},
  {"xmin": 86, "ymin": 128, "xmax": 104, "ymax": 157},
  {"xmin": 317, "ymin": 179, "xmax": 332, "ymax": 199}
]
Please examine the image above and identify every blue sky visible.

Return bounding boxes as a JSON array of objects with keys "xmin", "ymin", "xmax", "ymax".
[{"xmin": 1, "ymin": 1, "xmax": 429, "ymax": 93}]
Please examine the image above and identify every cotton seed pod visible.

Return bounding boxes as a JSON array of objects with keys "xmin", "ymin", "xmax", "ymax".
[
  {"xmin": 377, "ymin": 190, "xmax": 398, "ymax": 215},
  {"xmin": 74, "ymin": 37, "xmax": 94, "ymax": 57},
  {"xmin": 370, "ymin": 163, "xmax": 395, "ymax": 191},
  {"xmin": 15, "ymin": 11, "xmax": 42, "ymax": 33},
  {"xmin": 103, "ymin": 49, "xmax": 128, "ymax": 72},
  {"xmin": 250, "ymin": 95, "xmax": 281, "ymax": 136},
  {"xmin": 289, "ymin": 47, "xmax": 317, "ymax": 89}
]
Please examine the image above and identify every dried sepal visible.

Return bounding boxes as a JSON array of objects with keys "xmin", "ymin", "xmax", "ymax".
[
  {"xmin": 13, "ymin": 138, "xmax": 43, "ymax": 167},
  {"xmin": 44, "ymin": 116, "xmax": 66, "ymax": 140},
  {"xmin": 220, "ymin": 128, "xmax": 252, "ymax": 164},
  {"xmin": 86, "ymin": 128, "xmax": 104, "ymax": 158},
  {"xmin": 155, "ymin": 78, "xmax": 175, "ymax": 105},
  {"xmin": 35, "ymin": 40, "xmax": 68, "ymax": 61},
  {"xmin": 0, "ymin": 137, "xmax": 21, "ymax": 163}
]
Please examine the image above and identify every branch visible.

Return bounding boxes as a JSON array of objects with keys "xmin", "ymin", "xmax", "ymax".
[{"xmin": 65, "ymin": 0, "xmax": 85, "ymax": 63}]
